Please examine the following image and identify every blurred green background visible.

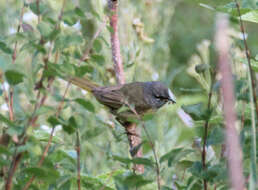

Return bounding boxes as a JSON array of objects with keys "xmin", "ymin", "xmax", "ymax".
[{"xmin": 0, "ymin": 0, "xmax": 257, "ymax": 189}]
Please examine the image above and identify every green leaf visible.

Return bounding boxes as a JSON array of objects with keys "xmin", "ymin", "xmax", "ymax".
[
  {"xmin": 0, "ymin": 145, "xmax": 11, "ymax": 155},
  {"xmin": 43, "ymin": 62, "xmax": 63, "ymax": 78},
  {"xmin": 195, "ymin": 64, "xmax": 209, "ymax": 73},
  {"xmin": 106, "ymin": 26, "xmax": 114, "ymax": 34},
  {"xmin": 160, "ymin": 148, "xmax": 193, "ymax": 167},
  {"xmin": 81, "ymin": 175, "xmax": 114, "ymax": 190},
  {"xmin": 47, "ymin": 116, "xmax": 62, "ymax": 127},
  {"xmin": 189, "ymin": 161, "xmax": 203, "ymax": 178},
  {"xmin": 74, "ymin": 98, "xmax": 95, "ymax": 112},
  {"xmin": 0, "ymin": 113, "xmax": 16, "ymax": 127},
  {"xmin": 207, "ymin": 127, "xmax": 224, "ymax": 146},
  {"xmin": 125, "ymin": 62, "xmax": 135, "ymax": 68},
  {"xmin": 242, "ymin": 0, "xmax": 257, "ymax": 9},
  {"xmin": 23, "ymin": 167, "xmax": 60, "ymax": 182},
  {"xmin": 181, "ymin": 103, "xmax": 205, "ymax": 121},
  {"xmin": 241, "ymin": 10, "xmax": 258, "ymax": 23},
  {"xmin": 54, "ymin": 34, "xmax": 83, "ymax": 50},
  {"xmin": 54, "ymin": 34, "xmax": 83, "ymax": 51},
  {"xmin": 63, "ymin": 116, "xmax": 77, "ymax": 134},
  {"xmin": 31, "ymin": 42, "xmax": 47, "ymax": 53},
  {"xmin": 131, "ymin": 158, "xmax": 154, "ymax": 167},
  {"xmin": 75, "ymin": 65, "xmax": 93, "ymax": 77},
  {"xmin": 91, "ymin": 9, "xmax": 101, "ymax": 21},
  {"xmin": 200, "ymin": 2, "xmax": 256, "ymax": 20},
  {"xmin": 63, "ymin": 10, "xmax": 79, "ymax": 26},
  {"xmin": 75, "ymin": 7, "xmax": 85, "ymax": 17},
  {"xmin": 112, "ymin": 155, "xmax": 154, "ymax": 167},
  {"xmin": 112, "ymin": 155, "xmax": 132, "ymax": 164},
  {"xmin": 49, "ymin": 150, "xmax": 76, "ymax": 164},
  {"xmin": 29, "ymin": 2, "xmax": 50, "ymax": 15},
  {"xmin": 37, "ymin": 21, "xmax": 53, "ymax": 38},
  {"xmin": 59, "ymin": 178, "xmax": 72, "ymax": 190},
  {"xmin": 5, "ymin": 70, "xmax": 24, "ymax": 85},
  {"xmin": 34, "ymin": 105, "xmax": 55, "ymax": 116},
  {"xmin": 177, "ymin": 160, "xmax": 194, "ymax": 170},
  {"xmin": 6, "ymin": 126, "xmax": 24, "ymax": 136},
  {"xmin": 251, "ymin": 59, "xmax": 258, "ymax": 72},
  {"xmin": 115, "ymin": 174, "xmax": 152, "ymax": 188},
  {"xmin": 83, "ymin": 127, "xmax": 103, "ymax": 139},
  {"xmin": 161, "ymin": 186, "xmax": 173, "ymax": 190},
  {"xmin": 217, "ymin": 4, "xmax": 252, "ymax": 16},
  {"xmin": 93, "ymin": 39, "xmax": 102, "ymax": 53},
  {"xmin": 206, "ymin": 164, "xmax": 227, "ymax": 181},
  {"xmin": 91, "ymin": 54, "xmax": 105, "ymax": 65},
  {"xmin": 0, "ymin": 41, "xmax": 12, "ymax": 54}
]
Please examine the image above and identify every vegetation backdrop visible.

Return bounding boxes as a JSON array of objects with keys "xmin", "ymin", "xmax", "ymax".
[{"xmin": 0, "ymin": 0, "xmax": 258, "ymax": 189}]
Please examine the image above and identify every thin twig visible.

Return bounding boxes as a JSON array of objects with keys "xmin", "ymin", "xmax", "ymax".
[
  {"xmin": 76, "ymin": 131, "xmax": 81, "ymax": 190},
  {"xmin": 80, "ymin": 19, "xmax": 107, "ymax": 62},
  {"xmin": 5, "ymin": 152, "xmax": 23, "ymax": 190},
  {"xmin": 201, "ymin": 75, "xmax": 214, "ymax": 190},
  {"xmin": 234, "ymin": 1, "xmax": 258, "ymax": 120},
  {"xmin": 234, "ymin": 2, "xmax": 257, "ymax": 188},
  {"xmin": 22, "ymin": 2, "xmax": 105, "ymax": 187},
  {"xmin": 8, "ymin": 5, "xmax": 25, "ymax": 123},
  {"xmin": 215, "ymin": 13, "xmax": 245, "ymax": 190},
  {"xmin": 4, "ymin": 0, "xmax": 68, "ymax": 188},
  {"xmin": 21, "ymin": 127, "xmax": 55, "ymax": 190},
  {"xmin": 36, "ymin": 0, "xmax": 40, "ymax": 24},
  {"xmin": 22, "ymin": 83, "xmax": 70, "ymax": 190},
  {"xmin": 4, "ymin": 5, "xmax": 25, "ymax": 190},
  {"xmin": 5, "ymin": 51, "xmax": 56, "ymax": 190},
  {"xmin": 141, "ymin": 123, "xmax": 161, "ymax": 190},
  {"xmin": 240, "ymin": 102, "xmax": 246, "ymax": 129},
  {"xmin": 11, "ymin": 6, "xmax": 24, "ymax": 65}
]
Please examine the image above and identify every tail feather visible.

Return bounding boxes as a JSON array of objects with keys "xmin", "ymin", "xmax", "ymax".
[{"xmin": 67, "ymin": 76, "xmax": 99, "ymax": 92}]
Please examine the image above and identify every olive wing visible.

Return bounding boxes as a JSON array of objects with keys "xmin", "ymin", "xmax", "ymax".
[{"xmin": 92, "ymin": 85, "xmax": 125, "ymax": 110}]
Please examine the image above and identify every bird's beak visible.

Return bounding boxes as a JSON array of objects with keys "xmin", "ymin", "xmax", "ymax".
[{"xmin": 168, "ymin": 89, "xmax": 176, "ymax": 104}]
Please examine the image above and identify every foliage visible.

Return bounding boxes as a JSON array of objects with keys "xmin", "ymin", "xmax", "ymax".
[{"xmin": 0, "ymin": 0, "xmax": 257, "ymax": 189}]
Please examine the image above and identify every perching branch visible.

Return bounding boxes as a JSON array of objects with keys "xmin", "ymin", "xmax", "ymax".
[
  {"xmin": 108, "ymin": 0, "xmax": 125, "ymax": 85},
  {"xmin": 107, "ymin": 0, "xmax": 144, "ymax": 174},
  {"xmin": 215, "ymin": 13, "xmax": 245, "ymax": 190}
]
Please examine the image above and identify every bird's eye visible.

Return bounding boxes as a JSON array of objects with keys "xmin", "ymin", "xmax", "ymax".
[
  {"xmin": 155, "ymin": 95, "xmax": 169, "ymax": 102},
  {"xmin": 155, "ymin": 97, "xmax": 161, "ymax": 101},
  {"xmin": 155, "ymin": 95, "xmax": 165, "ymax": 101},
  {"xmin": 154, "ymin": 95, "xmax": 161, "ymax": 99}
]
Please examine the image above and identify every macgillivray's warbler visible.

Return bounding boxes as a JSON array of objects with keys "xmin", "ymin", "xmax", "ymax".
[{"xmin": 66, "ymin": 76, "xmax": 176, "ymax": 124}]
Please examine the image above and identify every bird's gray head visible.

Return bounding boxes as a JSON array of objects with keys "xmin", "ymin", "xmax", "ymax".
[{"xmin": 143, "ymin": 81, "xmax": 176, "ymax": 109}]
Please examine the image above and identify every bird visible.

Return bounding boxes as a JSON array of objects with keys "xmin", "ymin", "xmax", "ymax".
[{"xmin": 67, "ymin": 76, "xmax": 176, "ymax": 124}]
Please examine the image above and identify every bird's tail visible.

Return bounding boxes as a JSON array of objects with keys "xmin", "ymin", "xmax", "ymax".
[{"xmin": 67, "ymin": 76, "xmax": 99, "ymax": 92}]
